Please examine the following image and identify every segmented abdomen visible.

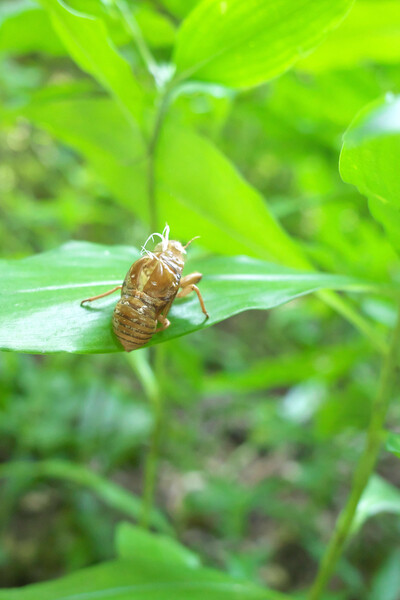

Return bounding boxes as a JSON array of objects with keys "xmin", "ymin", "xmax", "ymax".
[{"xmin": 112, "ymin": 292, "xmax": 157, "ymax": 352}]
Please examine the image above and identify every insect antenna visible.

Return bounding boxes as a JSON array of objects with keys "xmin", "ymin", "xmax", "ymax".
[{"xmin": 183, "ymin": 236, "xmax": 200, "ymax": 249}]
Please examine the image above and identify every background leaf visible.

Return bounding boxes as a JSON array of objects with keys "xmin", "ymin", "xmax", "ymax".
[
  {"xmin": 0, "ymin": 560, "xmax": 287, "ymax": 600},
  {"xmin": 17, "ymin": 96, "xmax": 306, "ymax": 266},
  {"xmin": 0, "ymin": 0, "xmax": 64, "ymax": 55},
  {"xmin": 38, "ymin": 0, "xmax": 145, "ymax": 126},
  {"xmin": 173, "ymin": 0, "xmax": 355, "ymax": 88},
  {"xmin": 0, "ymin": 460, "xmax": 170, "ymax": 534},
  {"xmin": 340, "ymin": 94, "xmax": 400, "ymax": 252},
  {"xmin": 116, "ymin": 522, "xmax": 200, "ymax": 568},
  {"xmin": 0, "ymin": 241, "xmax": 371, "ymax": 354},
  {"xmin": 352, "ymin": 475, "xmax": 400, "ymax": 533},
  {"xmin": 386, "ymin": 432, "xmax": 400, "ymax": 459},
  {"xmin": 298, "ymin": 1, "xmax": 400, "ymax": 73}
]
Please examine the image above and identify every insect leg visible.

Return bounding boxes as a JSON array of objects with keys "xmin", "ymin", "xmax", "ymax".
[
  {"xmin": 80, "ymin": 285, "xmax": 122, "ymax": 306},
  {"xmin": 156, "ymin": 313, "xmax": 171, "ymax": 332},
  {"xmin": 177, "ymin": 272, "xmax": 209, "ymax": 318}
]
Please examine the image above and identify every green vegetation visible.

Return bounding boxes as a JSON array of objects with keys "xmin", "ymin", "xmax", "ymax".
[{"xmin": 1, "ymin": 1, "xmax": 400, "ymax": 599}]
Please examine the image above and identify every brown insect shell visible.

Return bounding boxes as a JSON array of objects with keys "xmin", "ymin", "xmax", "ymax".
[
  {"xmin": 123, "ymin": 240, "xmax": 186, "ymax": 304},
  {"xmin": 112, "ymin": 241, "xmax": 187, "ymax": 351}
]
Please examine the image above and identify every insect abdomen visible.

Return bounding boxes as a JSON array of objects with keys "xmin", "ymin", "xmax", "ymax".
[{"xmin": 112, "ymin": 292, "xmax": 157, "ymax": 351}]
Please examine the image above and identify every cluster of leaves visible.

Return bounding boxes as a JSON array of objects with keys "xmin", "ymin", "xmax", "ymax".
[{"xmin": 1, "ymin": 0, "xmax": 400, "ymax": 599}]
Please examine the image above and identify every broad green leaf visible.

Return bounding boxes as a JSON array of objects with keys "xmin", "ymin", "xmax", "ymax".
[
  {"xmin": 116, "ymin": 523, "xmax": 200, "ymax": 568},
  {"xmin": 0, "ymin": 460, "xmax": 170, "ymax": 534},
  {"xmin": 21, "ymin": 97, "xmax": 148, "ymax": 217},
  {"xmin": 65, "ymin": 0, "xmax": 176, "ymax": 48},
  {"xmin": 299, "ymin": 1, "xmax": 400, "ymax": 73},
  {"xmin": 173, "ymin": 0, "xmax": 355, "ymax": 89},
  {"xmin": 340, "ymin": 94, "xmax": 400, "ymax": 252},
  {"xmin": 19, "ymin": 96, "xmax": 306, "ymax": 265},
  {"xmin": 160, "ymin": 0, "xmax": 200, "ymax": 19},
  {"xmin": 352, "ymin": 475, "xmax": 400, "ymax": 533},
  {"xmin": 0, "ymin": 241, "xmax": 372, "ymax": 354},
  {"xmin": 0, "ymin": 558, "xmax": 286, "ymax": 600},
  {"xmin": 0, "ymin": 0, "xmax": 64, "ymax": 55},
  {"xmin": 135, "ymin": 5, "xmax": 176, "ymax": 48},
  {"xmin": 157, "ymin": 120, "xmax": 306, "ymax": 265},
  {"xmin": 39, "ymin": 0, "xmax": 145, "ymax": 127},
  {"xmin": 386, "ymin": 432, "xmax": 400, "ymax": 459}
]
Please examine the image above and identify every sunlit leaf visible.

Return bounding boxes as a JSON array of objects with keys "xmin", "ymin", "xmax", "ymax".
[
  {"xmin": 340, "ymin": 94, "xmax": 400, "ymax": 252},
  {"xmin": 0, "ymin": 0, "xmax": 64, "ymax": 55},
  {"xmin": 160, "ymin": 0, "xmax": 200, "ymax": 19},
  {"xmin": 173, "ymin": 0, "xmax": 354, "ymax": 88},
  {"xmin": 21, "ymin": 97, "xmax": 147, "ymax": 216},
  {"xmin": 19, "ymin": 96, "xmax": 305, "ymax": 266},
  {"xmin": 39, "ymin": 0, "xmax": 145, "ymax": 126},
  {"xmin": 157, "ymin": 120, "xmax": 306, "ymax": 265},
  {"xmin": 0, "ymin": 241, "xmax": 371, "ymax": 354},
  {"xmin": 135, "ymin": 5, "xmax": 176, "ymax": 48},
  {"xmin": 299, "ymin": 1, "xmax": 400, "ymax": 73}
]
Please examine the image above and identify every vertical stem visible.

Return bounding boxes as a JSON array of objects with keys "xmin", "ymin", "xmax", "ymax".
[
  {"xmin": 308, "ymin": 302, "xmax": 400, "ymax": 600},
  {"xmin": 140, "ymin": 346, "xmax": 165, "ymax": 529},
  {"xmin": 114, "ymin": 0, "xmax": 159, "ymax": 79},
  {"xmin": 128, "ymin": 347, "xmax": 165, "ymax": 529},
  {"xmin": 139, "ymin": 92, "xmax": 172, "ymax": 518},
  {"xmin": 114, "ymin": 0, "xmax": 175, "ymax": 528},
  {"xmin": 147, "ymin": 90, "xmax": 172, "ymax": 231}
]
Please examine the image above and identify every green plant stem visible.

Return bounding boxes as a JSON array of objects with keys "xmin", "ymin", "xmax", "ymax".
[
  {"xmin": 130, "ymin": 347, "xmax": 165, "ymax": 529},
  {"xmin": 147, "ymin": 89, "xmax": 172, "ymax": 231},
  {"xmin": 140, "ymin": 357, "xmax": 164, "ymax": 528},
  {"xmin": 115, "ymin": 0, "xmax": 158, "ymax": 79},
  {"xmin": 308, "ymin": 302, "xmax": 400, "ymax": 600}
]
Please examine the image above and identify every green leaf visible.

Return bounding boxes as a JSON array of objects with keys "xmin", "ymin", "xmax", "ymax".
[
  {"xmin": 0, "ymin": 460, "xmax": 171, "ymax": 534},
  {"xmin": 20, "ymin": 97, "xmax": 147, "ymax": 216},
  {"xmin": 116, "ymin": 523, "xmax": 200, "ymax": 568},
  {"xmin": 135, "ymin": 5, "xmax": 176, "ymax": 48},
  {"xmin": 173, "ymin": 0, "xmax": 355, "ymax": 89},
  {"xmin": 368, "ymin": 548, "xmax": 400, "ymax": 600},
  {"xmin": 0, "ymin": 558, "xmax": 286, "ymax": 600},
  {"xmin": 205, "ymin": 341, "xmax": 365, "ymax": 396},
  {"xmin": 157, "ymin": 120, "xmax": 306, "ymax": 265},
  {"xmin": 39, "ymin": 0, "xmax": 145, "ymax": 126},
  {"xmin": 298, "ymin": 1, "xmax": 400, "ymax": 73},
  {"xmin": 160, "ymin": 0, "xmax": 200, "ymax": 19},
  {"xmin": 340, "ymin": 94, "xmax": 400, "ymax": 252},
  {"xmin": 352, "ymin": 475, "xmax": 400, "ymax": 533},
  {"xmin": 0, "ymin": 241, "xmax": 371, "ymax": 354},
  {"xmin": 386, "ymin": 432, "xmax": 400, "ymax": 459},
  {"xmin": 0, "ymin": 0, "xmax": 64, "ymax": 55},
  {"xmin": 18, "ymin": 95, "xmax": 305, "ymax": 266}
]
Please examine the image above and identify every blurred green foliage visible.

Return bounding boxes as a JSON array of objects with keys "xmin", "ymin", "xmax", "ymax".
[{"xmin": 1, "ymin": 1, "xmax": 400, "ymax": 599}]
